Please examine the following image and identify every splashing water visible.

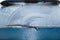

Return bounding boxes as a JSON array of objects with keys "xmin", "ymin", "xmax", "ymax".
[{"xmin": 0, "ymin": 2, "xmax": 60, "ymax": 40}]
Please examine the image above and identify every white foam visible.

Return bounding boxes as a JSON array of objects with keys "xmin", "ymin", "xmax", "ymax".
[{"xmin": 0, "ymin": 3, "xmax": 60, "ymax": 28}]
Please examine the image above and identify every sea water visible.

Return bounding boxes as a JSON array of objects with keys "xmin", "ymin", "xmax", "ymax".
[
  {"xmin": 0, "ymin": 28, "xmax": 60, "ymax": 40},
  {"xmin": 0, "ymin": 2, "xmax": 60, "ymax": 40}
]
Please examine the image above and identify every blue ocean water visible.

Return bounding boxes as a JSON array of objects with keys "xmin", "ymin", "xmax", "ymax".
[
  {"xmin": 0, "ymin": 27, "xmax": 60, "ymax": 40},
  {"xmin": 0, "ymin": 2, "xmax": 60, "ymax": 40}
]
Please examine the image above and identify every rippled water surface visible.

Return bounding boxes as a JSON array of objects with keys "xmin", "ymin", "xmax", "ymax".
[{"xmin": 0, "ymin": 28, "xmax": 60, "ymax": 40}]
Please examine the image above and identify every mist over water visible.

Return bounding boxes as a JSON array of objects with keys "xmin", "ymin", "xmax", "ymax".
[{"xmin": 0, "ymin": 2, "xmax": 60, "ymax": 40}]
